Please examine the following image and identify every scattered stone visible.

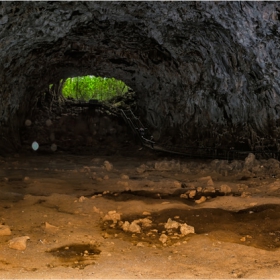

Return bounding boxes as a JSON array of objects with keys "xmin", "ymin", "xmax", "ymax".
[
  {"xmin": 188, "ymin": 190, "xmax": 196, "ymax": 199},
  {"xmin": 122, "ymin": 221, "xmax": 130, "ymax": 232},
  {"xmin": 159, "ymin": 234, "xmax": 168, "ymax": 244},
  {"xmin": 46, "ymin": 119, "xmax": 53, "ymax": 126},
  {"xmin": 50, "ymin": 144, "xmax": 57, "ymax": 152},
  {"xmin": 155, "ymin": 160, "xmax": 180, "ymax": 171},
  {"xmin": 117, "ymin": 181, "xmax": 129, "ymax": 188},
  {"xmin": 198, "ymin": 176, "xmax": 212, "ymax": 182},
  {"xmin": 136, "ymin": 242, "xmax": 144, "ymax": 247},
  {"xmin": 103, "ymin": 211, "xmax": 121, "ymax": 224},
  {"xmin": 196, "ymin": 186, "xmax": 202, "ymax": 192},
  {"xmin": 173, "ymin": 181, "xmax": 181, "ymax": 188},
  {"xmin": 203, "ymin": 186, "xmax": 215, "ymax": 193},
  {"xmin": 93, "ymin": 206, "xmax": 102, "ymax": 214},
  {"xmin": 45, "ymin": 222, "xmax": 59, "ymax": 230},
  {"xmin": 241, "ymin": 192, "xmax": 251, "ymax": 198},
  {"xmin": 165, "ymin": 218, "xmax": 180, "ymax": 230},
  {"xmin": 195, "ymin": 196, "xmax": 206, "ymax": 204},
  {"xmin": 237, "ymin": 184, "xmax": 248, "ymax": 192},
  {"xmin": 78, "ymin": 196, "xmax": 87, "ymax": 202},
  {"xmin": 103, "ymin": 175, "xmax": 109, "ymax": 180},
  {"xmin": 142, "ymin": 211, "xmax": 151, "ymax": 216},
  {"xmin": 25, "ymin": 119, "xmax": 32, "ymax": 126},
  {"xmin": 0, "ymin": 225, "xmax": 11, "ymax": 236},
  {"xmin": 180, "ymin": 193, "xmax": 188, "ymax": 199},
  {"xmin": 104, "ymin": 161, "xmax": 113, "ymax": 171},
  {"xmin": 136, "ymin": 164, "xmax": 146, "ymax": 174},
  {"xmin": 23, "ymin": 176, "xmax": 30, "ymax": 181},
  {"xmin": 220, "ymin": 184, "xmax": 232, "ymax": 194},
  {"xmin": 244, "ymin": 153, "xmax": 256, "ymax": 169},
  {"xmin": 121, "ymin": 174, "xmax": 129, "ymax": 180},
  {"xmin": 122, "ymin": 221, "xmax": 141, "ymax": 233},
  {"xmin": 180, "ymin": 223, "xmax": 195, "ymax": 236},
  {"xmin": 135, "ymin": 218, "xmax": 152, "ymax": 228},
  {"xmin": 8, "ymin": 236, "xmax": 30, "ymax": 251},
  {"xmin": 240, "ymin": 237, "xmax": 246, "ymax": 242}
]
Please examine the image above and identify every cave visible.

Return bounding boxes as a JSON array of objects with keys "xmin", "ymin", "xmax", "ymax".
[{"xmin": 1, "ymin": 1, "xmax": 280, "ymax": 278}]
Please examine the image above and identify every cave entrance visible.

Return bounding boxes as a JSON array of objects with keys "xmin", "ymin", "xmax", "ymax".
[
  {"xmin": 21, "ymin": 75, "xmax": 141, "ymax": 155},
  {"xmin": 61, "ymin": 75, "xmax": 129, "ymax": 102}
]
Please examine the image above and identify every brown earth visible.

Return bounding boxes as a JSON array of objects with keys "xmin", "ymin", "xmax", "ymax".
[{"xmin": 1, "ymin": 147, "xmax": 280, "ymax": 279}]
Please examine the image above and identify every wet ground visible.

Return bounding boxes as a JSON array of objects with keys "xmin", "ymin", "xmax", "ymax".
[{"xmin": 1, "ymin": 150, "xmax": 280, "ymax": 278}]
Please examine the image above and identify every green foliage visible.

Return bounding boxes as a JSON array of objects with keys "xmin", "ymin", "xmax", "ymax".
[{"xmin": 61, "ymin": 75, "xmax": 129, "ymax": 101}]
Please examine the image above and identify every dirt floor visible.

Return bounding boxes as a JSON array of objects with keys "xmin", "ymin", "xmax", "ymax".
[{"xmin": 2, "ymin": 147, "xmax": 280, "ymax": 279}]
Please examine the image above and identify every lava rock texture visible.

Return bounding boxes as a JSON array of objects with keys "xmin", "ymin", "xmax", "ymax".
[{"xmin": 1, "ymin": 2, "xmax": 280, "ymax": 152}]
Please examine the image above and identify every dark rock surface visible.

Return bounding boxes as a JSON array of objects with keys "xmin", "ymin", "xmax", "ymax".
[{"xmin": 1, "ymin": 2, "xmax": 280, "ymax": 152}]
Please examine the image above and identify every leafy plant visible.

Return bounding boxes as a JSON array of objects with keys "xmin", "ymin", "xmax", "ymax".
[{"xmin": 61, "ymin": 75, "xmax": 129, "ymax": 101}]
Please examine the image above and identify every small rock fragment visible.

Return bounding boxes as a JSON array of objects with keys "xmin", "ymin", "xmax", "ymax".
[
  {"xmin": 180, "ymin": 223, "xmax": 195, "ymax": 236},
  {"xmin": 220, "ymin": 184, "xmax": 232, "ymax": 194},
  {"xmin": 25, "ymin": 119, "xmax": 32, "ymax": 126},
  {"xmin": 104, "ymin": 161, "xmax": 113, "ymax": 171},
  {"xmin": 195, "ymin": 196, "xmax": 206, "ymax": 204},
  {"xmin": 159, "ymin": 234, "xmax": 168, "ymax": 244},
  {"xmin": 8, "ymin": 236, "xmax": 30, "ymax": 251},
  {"xmin": 45, "ymin": 222, "xmax": 59, "ymax": 230},
  {"xmin": 121, "ymin": 174, "xmax": 129, "ymax": 180},
  {"xmin": 136, "ymin": 164, "xmax": 146, "ymax": 174},
  {"xmin": 50, "ymin": 143, "xmax": 57, "ymax": 152},
  {"xmin": 165, "ymin": 218, "xmax": 180, "ymax": 230},
  {"xmin": 122, "ymin": 221, "xmax": 130, "ymax": 232},
  {"xmin": 117, "ymin": 181, "xmax": 129, "ymax": 188},
  {"xmin": 46, "ymin": 119, "xmax": 53, "ymax": 127},
  {"xmin": 128, "ymin": 221, "xmax": 141, "ymax": 233},
  {"xmin": 103, "ymin": 211, "xmax": 121, "ymax": 224},
  {"xmin": 196, "ymin": 186, "xmax": 202, "ymax": 192},
  {"xmin": 0, "ymin": 225, "xmax": 11, "ymax": 236},
  {"xmin": 78, "ymin": 196, "xmax": 87, "ymax": 202},
  {"xmin": 188, "ymin": 190, "xmax": 196, "ymax": 199}
]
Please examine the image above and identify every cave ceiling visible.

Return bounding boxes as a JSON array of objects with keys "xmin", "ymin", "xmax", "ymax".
[{"xmin": 1, "ymin": 1, "xmax": 280, "ymax": 151}]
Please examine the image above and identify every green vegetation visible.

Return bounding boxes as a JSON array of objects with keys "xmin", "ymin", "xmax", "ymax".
[{"xmin": 61, "ymin": 75, "xmax": 129, "ymax": 101}]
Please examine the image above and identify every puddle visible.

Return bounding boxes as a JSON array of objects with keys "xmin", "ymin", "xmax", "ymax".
[
  {"xmin": 102, "ymin": 204, "xmax": 280, "ymax": 250},
  {"xmin": 47, "ymin": 243, "xmax": 101, "ymax": 269}
]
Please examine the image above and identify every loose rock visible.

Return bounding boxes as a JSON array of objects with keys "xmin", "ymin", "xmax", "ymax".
[
  {"xmin": 25, "ymin": 119, "xmax": 32, "ymax": 126},
  {"xmin": 0, "ymin": 225, "xmax": 11, "ymax": 236},
  {"xmin": 195, "ymin": 196, "xmax": 206, "ymax": 204},
  {"xmin": 104, "ymin": 161, "xmax": 113, "ymax": 171},
  {"xmin": 8, "ymin": 236, "xmax": 30, "ymax": 251},
  {"xmin": 103, "ymin": 211, "xmax": 121, "ymax": 224},
  {"xmin": 159, "ymin": 234, "xmax": 168, "ymax": 244},
  {"xmin": 220, "ymin": 184, "xmax": 232, "ymax": 194},
  {"xmin": 180, "ymin": 223, "xmax": 195, "ymax": 236},
  {"xmin": 164, "ymin": 218, "xmax": 180, "ymax": 229},
  {"xmin": 188, "ymin": 190, "xmax": 196, "ymax": 198}
]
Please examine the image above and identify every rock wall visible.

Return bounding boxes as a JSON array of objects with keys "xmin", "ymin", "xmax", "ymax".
[{"xmin": 1, "ymin": 2, "xmax": 280, "ymax": 152}]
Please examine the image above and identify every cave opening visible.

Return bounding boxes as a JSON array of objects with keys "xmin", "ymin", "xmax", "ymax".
[{"xmin": 21, "ymin": 72, "xmax": 144, "ymax": 156}]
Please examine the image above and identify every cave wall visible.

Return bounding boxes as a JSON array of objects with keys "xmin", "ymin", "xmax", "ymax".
[{"xmin": 1, "ymin": 1, "xmax": 280, "ymax": 152}]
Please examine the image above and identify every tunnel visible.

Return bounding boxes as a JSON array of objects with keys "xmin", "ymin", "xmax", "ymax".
[
  {"xmin": 1, "ymin": 1, "xmax": 280, "ymax": 278},
  {"xmin": 1, "ymin": 1, "xmax": 280, "ymax": 153}
]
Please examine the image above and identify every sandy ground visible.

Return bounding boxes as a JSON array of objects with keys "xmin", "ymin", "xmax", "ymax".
[{"xmin": 1, "ymin": 149, "xmax": 280, "ymax": 279}]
